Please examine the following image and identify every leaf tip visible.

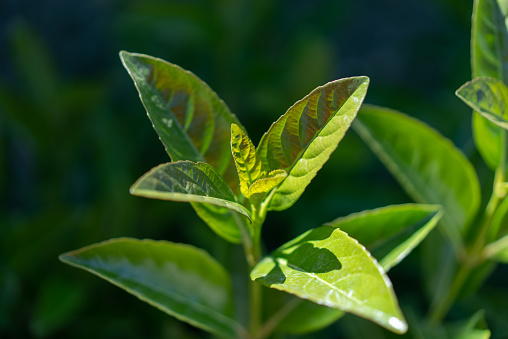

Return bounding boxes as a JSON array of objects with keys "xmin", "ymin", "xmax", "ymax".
[{"xmin": 388, "ymin": 316, "xmax": 408, "ymax": 334}]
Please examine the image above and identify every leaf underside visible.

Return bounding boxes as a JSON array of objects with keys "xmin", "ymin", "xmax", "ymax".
[
  {"xmin": 251, "ymin": 227, "xmax": 407, "ymax": 334},
  {"xmin": 120, "ymin": 51, "xmax": 246, "ymax": 243},
  {"xmin": 59, "ymin": 238, "xmax": 244, "ymax": 338},
  {"xmin": 258, "ymin": 76, "xmax": 370, "ymax": 211}
]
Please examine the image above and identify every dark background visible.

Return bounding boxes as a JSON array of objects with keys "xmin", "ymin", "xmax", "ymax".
[{"xmin": 2, "ymin": 0, "xmax": 506, "ymax": 338}]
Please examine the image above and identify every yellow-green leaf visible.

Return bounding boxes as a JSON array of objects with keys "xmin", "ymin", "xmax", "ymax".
[{"xmin": 246, "ymin": 169, "xmax": 287, "ymax": 205}]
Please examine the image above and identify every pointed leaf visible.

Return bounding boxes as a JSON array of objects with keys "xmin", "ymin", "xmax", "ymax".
[
  {"xmin": 471, "ymin": 0, "xmax": 508, "ymax": 171},
  {"xmin": 457, "ymin": 77, "xmax": 508, "ymax": 130},
  {"xmin": 246, "ymin": 169, "xmax": 287, "ymax": 205},
  {"xmin": 258, "ymin": 77, "xmax": 369, "ymax": 211},
  {"xmin": 326, "ymin": 204, "xmax": 442, "ymax": 272},
  {"xmin": 130, "ymin": 161, "xmax": 251, "ymax": 222},
  {"xmin": 120, "ymin": 51, "xmax": 244, "ymax": 243},
  {"xmin": 354, "ymin": 105, "xmax": 481, "ymax": 250},
  {"xmin": 59, "ymin": 238, "xmax": 245, "ymax": 338},
  {"xmin": 250, "ymin": 226, "xmax": 407, "ymax": 334},
  {"xmin": 230, "ymin": 123, "xmax": 265, "ymax": 197}
]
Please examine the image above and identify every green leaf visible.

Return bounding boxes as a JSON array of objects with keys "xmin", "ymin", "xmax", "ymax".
[
  {"xmin": 457, "ymin": 77, "xmax": 508, "ymax": 130},
  {"xmin": 230, "ymin": 123, "xmax": 265, "ymax": 197},
  {"xmin": 326, "ymin": 204, "xmax": 442, "ymax": 272},
  {"xmin": 59, "ymin": 238, "xmax": 245, "ymax": 338},
  {"xmin": 354, "ymin": 105, "xmax": 481, "ymax": 250},
  {"xmin": 130, "ymin": 161, "xmax": 251, "ymax": 221},
  {"xmin": 246, "ymin": 169, "xmax": 287, "ymax": 205},
  {"xmin": 471, "ymin": 0, "xmax": 508, "ymax": 171},
  {"xmin": 446, "ymin": 310, "xmax": 491, "ymax": 339},
  {"xmin": 120, "ymin": 51, "xmax": 244, "ymax": 243},
  {"xmin": 484, "ymin": 235, "xmax": 508, "ymax": 263},
  {"xmin": 257, "ymin": 76, "xmax": 370, "ymax": 211},
  {"xmin": 250, "ymin": 226, "xmax": 407, "ymax": 334}
]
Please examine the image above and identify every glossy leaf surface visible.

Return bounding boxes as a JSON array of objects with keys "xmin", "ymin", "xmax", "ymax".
[
  {"xmin": 59, "ymin": 238, "xmax": 244, "ymax": 338},
  {"xmin": 257, "ymin": 77, "xmax": 369, "ymax": 211},
  {"xmin": 457, "ymin": 77, "xmax": 508, "ymax": 130},
  {"xmin": 130, "ymin": 161, "xmax": 251, "ymax": 220},
  {"xmin": 121, "ymin": 51, "xmax": 244, "ymax": 243},
  {"xmin": 251, "ymin": 226, "xmax": 407, "ymax": 334},
  {"xmin": 326, "ymin": 204, "xmax": 442, "ymax": 271},
  {"xmin": 354, "ymin": 105, "xmax": 481, "ymax": 248},
  {"xmin": 230, "ymin": 123, "xmax": 265, "ymax": 197},
  {"xmin": 471, "ymin": 0, "xmax": 508, "ymax": 171}
]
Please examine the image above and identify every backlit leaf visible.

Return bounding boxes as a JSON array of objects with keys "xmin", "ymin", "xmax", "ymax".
[
  {"xmin": 354, "ymin": 105, "xmax": 481, "ymax": 249},
  {"xmin": 326, "ymin": 204, "xmax": 442, "ymax": 272},
  {"xmin": 130, "ymin": 161, "xmax": 251, "ymax": 221},
  {"xmin": 257, "ymin": 77, "xmax": 369, "ymax": 211},
  {"xmin": 121, "ymin": 51, "xmax": 245, "ymax": 243},
  {"xmin": 471, "ymin": 0, "xmax": 508, "ymax": 171},
  {"xmin": 251, "ymin": 226, "xmax": 407, "ymax": 334},
  {"xmin": 59, "ymin": 238, "xmax": 245, "ymax": 338},
  {"xmin": 457, "ymin": 77, "xmax": 508, "ymax": 130},
  {"xmin": 246, "ymin": 169, "xmax": 287, "ymax": 205}
]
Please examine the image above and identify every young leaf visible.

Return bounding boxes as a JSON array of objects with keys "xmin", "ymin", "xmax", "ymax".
[
  {"xmin": 471, "ymin": 0, "xmax": 508, "ymax": 171},
  {"xmin": 59, "ymin": 238, "xmax": 245, "ymax": 338},
  {"xmin": 250, "ymin": 226, "xmax": 407, "ymax": 334},
  {"xmin": 326, "ymin": 204, "xmax": 442, "ymax": 272},
  {"xmin": 230, "ymin": 123, "xmax": 265, "ymax": 197},
  {"xmin": 456, "ymin": 77, "xmax": 508, "ymax": 130},
  {"xmin": 130, "ymin": 161, "xmax": 251, "ymax": 221},
  {"xmin": 121, "ymin": 51, "xmax": 245, "ymax": 243},
  {"xmin": 354, "ymin": 105, "xmax": 481, "ymax": 250},
  {"xmin": 246, "ymin": 169, "xmax": 287, "ymax": 205},
  {"xmin": 257, "ymin": 76, "xmax": 370, "ymax": 211}
]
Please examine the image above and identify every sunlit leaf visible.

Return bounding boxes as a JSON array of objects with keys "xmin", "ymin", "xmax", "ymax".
[
  {"xmin": 457, "ymin": 77, "xmax": 508, "ymax": 130},
  {"xmin": 59, "ymin": 238, "xmax": 245, "ymax": 338},
  {"xmin": 257, "ymin": 76, "xmax": 369, "ymax": 211},
  {"xmin": 471, "ymin": 0, "xmax": 508, "ymax": 171},
  {"xmin": 130, "ymin": 161, "xmax": 251, "ymax": 221},
  {"xmin": 246, "ymin": 169, "xmax": 287, "ymax": 205},
  {"xmin": 251, "ymin": 226, "xmax": 407, "ymax": 334},
  {"xmin": 326, "ymin": 204, "xmax": 442, "ymax": 272},
  {"xmin": 120, "ymin": 51, "xmax": 244, "ymax": 243},
  {"xmin": 354, "ymin": 105, "xmax": 481, "ymax": 250},
  {"xmin": 230, "ymin": 123, "xmax": 265, "ymax": 197}
]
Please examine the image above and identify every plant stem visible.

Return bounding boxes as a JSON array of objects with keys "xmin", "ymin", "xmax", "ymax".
[{"xmin": 249, "ymin": 279, "xmax": 262, "ymax": 336}]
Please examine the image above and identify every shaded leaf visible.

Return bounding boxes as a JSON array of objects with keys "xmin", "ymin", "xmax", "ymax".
[
  {"xmin": 457, "ymin": 77, "xmax": 508, "ymax": 130},
  {"xmin": 59, "ymin": 238, "xmax": 245, "ymax": 338},
  {"xmin": 121, "ymin": 51, "xmax": 244, "ymax": 243},
  {"xmin": 326, "ymin": 204, "xmax": 442, "ymax": 272},
  {"xmin": 354, "ymin": 105, "xmax": 481, "ymax": 249},
  {"xmin": 230, "ymin": 123, "xmax": 265, "ymax": 197},
  {"xmin": 484, "ymin": 235, "xmax": 508, "ymax": 263},
  {"xmin": 130, "ymin": 161, "xmax": 251, "ymax": 222},
  {"xmin": 471, "ymin": 0, "xmax": 508, "ymax": 171},
  {"xmin": 251, "ymin": 226, "xmax": 407, "ymax": 334},
  {"xmin": 258, "ymin": 76, "xmax": 369, "ymax": 211}
]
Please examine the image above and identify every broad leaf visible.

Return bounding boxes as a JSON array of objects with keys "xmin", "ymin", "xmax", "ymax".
[
  {"xmin": 484, "ymin": 235, "xmax": 508, "ymax": 263},
  {"xmin": 354, "ymin": 105, "xmax": 481, "ymax": 249},
  {"xmin": 121, "ymin": 51, "xmax": 244, "ymax": 243},
  {"xmin": 251, "ymin": 226, "xmax": 407, "ymax": 334},
  {"xmin": 59, "ymin": 238, "xmax": 245, "ymax": 338},
  {"xmin": 130, "ymin": 161, "xmax": 251, "ymax": 221},
  {"xmin": 471, "ymin": 0, "xmax": 508, "ymax": 171},
  {"xmin": 326, "ymin": 204, "xmax": 442, "ymax": 272},
  {"xmin": 230, "ymin": 123, "xmax": 265, "ymax": 197},
  {"xmin": 257, "ymin": 76, "xmax": 369, "ymax": 211},
  {"xmin": 457, "ymin": 77, "xmax": 508, "ymax": 130}
]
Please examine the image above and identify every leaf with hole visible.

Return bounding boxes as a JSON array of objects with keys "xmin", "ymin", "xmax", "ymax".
[
  {"xmin": 250, "ymin": 226, "xmax": 407, "ymax": 334},
  {"xmin": 59, "ymin": 238, "xmax": 245, "ymax": 338},
  {"xmin": 257, "ymin": 76, "xmax": 369, "ymax": 211}
]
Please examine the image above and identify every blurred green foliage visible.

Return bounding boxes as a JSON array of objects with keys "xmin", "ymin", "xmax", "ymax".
[{"xmin": 2, "ymin": 0, "xmax": 507, "ymax": 338}]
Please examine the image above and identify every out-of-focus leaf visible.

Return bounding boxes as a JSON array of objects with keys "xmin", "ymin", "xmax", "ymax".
[
  {"xmin": 484, "ymin": 235, "xmax": 508, "ymax": 263},
  {"xmin": 446, "ymin": 310, "xmax": 491, "ymax": 339},
  {"xmin": 257, "ymin": 77, "xmax": 369, "ymax": 211},
  {"xmin": 59, "ymin": 238, "xmax": 245, "ymax": 338},
  {"xmin": 471, "ymin": 0, "xmax": 508, "ymax": 171},
  {"xmin": 354, "ymin": 105, "xmax": 481, "ymax": 249},
  {"xmin": 250, "ymin": 226, "xmax": 407, "ymax": 334},
  {"xmin": 489, "ymin": 196, "xmax": 508, "ymax": 240},
  {"xmin": 326, "ymin": 204, "xmax": 442, "ymax": 272},
  {"xmin": 130, "ymin": 161, "xmax": 251, "ymax": 221},
  {"xmin": 121, "ymin": 51, "xmax": 245, "ymax": 243},
  {"xmin": 230, "ymin": 123, "xmax": 265, "ymax": 197},
  {"xmin": 457, "ymin": 77, "xmax": 508, "ymax": 130}
]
